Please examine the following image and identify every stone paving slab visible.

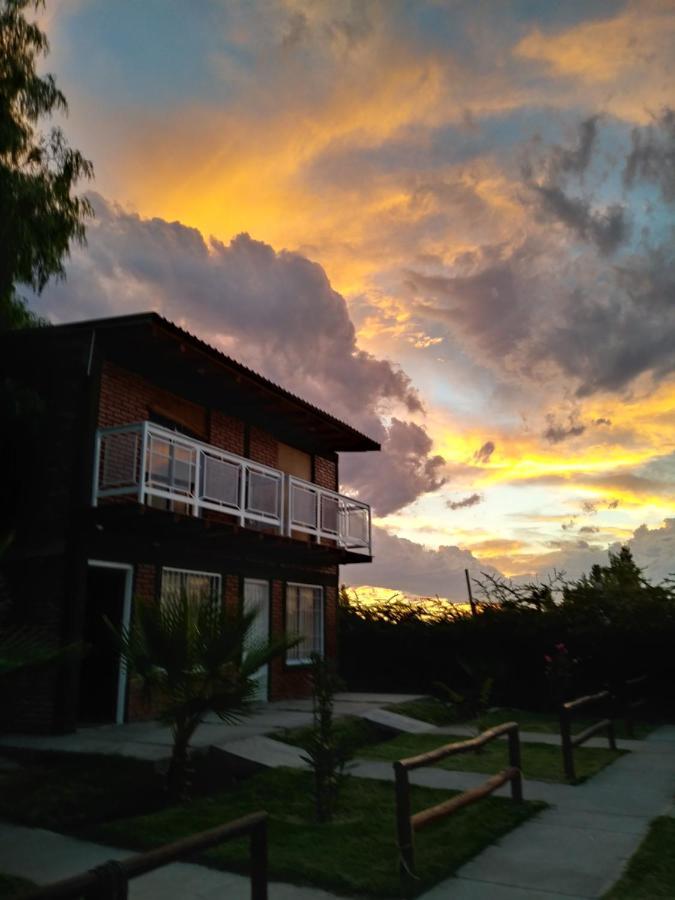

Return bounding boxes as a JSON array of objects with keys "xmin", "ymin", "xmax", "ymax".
[
  {"xmin": 213, "ymin": 736, "xmax": 309, "ymax": 769},
  {"xmin": 358, "ymin": 708, "xmax": 438, "ymax": 734},
  {"xmin": 422, "ymin": 879, "xmax": 588, "ymax": 899},
  {"xmin": 456, "ymin": 816, "xmax": 637, "ymax": 897},
  {"xmin": 0, "ymin": 824, "xmax": 338, "ymax": 900}
]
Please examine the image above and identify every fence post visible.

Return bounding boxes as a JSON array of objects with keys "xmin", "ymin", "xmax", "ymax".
[
  {"xmin": 394, "ymin": 761, "xmax": 415, "ymax": 898},
  {"xmin": 250, "ymin": 817, "xmax": 268, "ymax": 900},
  {"xmin": 507, "ymin": 725, "xmax": 523, "ymax": 803},
  {"xmin": 607, "ymin": 694, "xmax": 617, "ymax": 751},
  {"xmin": 559, "ymin": 704, "xmax": 576, "ymax": 782},
  {"xmin": 84, "ymin": 861, "xmax": 128, "ymax": 899}
]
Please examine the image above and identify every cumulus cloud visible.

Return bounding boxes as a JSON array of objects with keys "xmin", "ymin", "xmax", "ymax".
[
  {"xmin": 473, "ymin": 440, "xmax": 495, "ymax": 463},
  {"xmin": 341, "ymin": 417, "xmax": 446, "ymax": 516},
  {"xmin": 342, "ymin": 525, "xmax": 499, "ymax": 600},
  {"xmin": 29, "ymin": 194, "xmax": 445, "ymax": 516},
  {"xmin": 446, "ymin": 492, "xmax": 482, "ymax": 510}
]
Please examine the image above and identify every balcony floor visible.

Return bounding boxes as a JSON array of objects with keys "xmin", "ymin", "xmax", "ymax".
[{"xmin": 86, "ymin": 502, "xmax": 373, "ymax": 566}]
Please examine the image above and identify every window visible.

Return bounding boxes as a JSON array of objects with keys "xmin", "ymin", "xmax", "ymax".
[
  {"xmin": 161, "ymin": 567, "xmax": 221, "ymax": 607},
  {"xmin": 286, "ymin": 583, "xmax": 323, "ymax": 664}
]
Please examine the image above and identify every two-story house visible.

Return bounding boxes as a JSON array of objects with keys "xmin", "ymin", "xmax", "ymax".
[{"xmin": 1, "ymin": 313, "xmax": 377, "ymax": 733}]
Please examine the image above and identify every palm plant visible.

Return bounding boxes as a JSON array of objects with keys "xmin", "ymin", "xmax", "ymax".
[
  {"xmin": 0, "ymin": 625, "xmax": 69, "ymax": 677},
  {"xmin": 111, "ymin": 592, "xmax": 298, "ymax": 800}
]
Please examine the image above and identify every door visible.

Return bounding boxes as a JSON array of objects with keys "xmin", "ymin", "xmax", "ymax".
[
  {"xmin": 78, "ymin": 563, "xmax": 132, "ymax": 724},
  {"xmin": 243, "ymin": 579, "xmax": 270, "ymax": 702}
]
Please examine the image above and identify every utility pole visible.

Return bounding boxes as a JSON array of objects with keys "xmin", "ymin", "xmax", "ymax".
[{"xmin": 465, "ymin": 568, "xmax": 477, "ymax": 617}]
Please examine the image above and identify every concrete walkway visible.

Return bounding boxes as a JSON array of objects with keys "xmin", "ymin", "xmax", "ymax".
[
  {"xmin": 0, "ymin": 822, "xmax": 339, "ymax": 900},
  {"xmin": 0, "ymin": 693, "xmax": 422, "ymax": 763}
]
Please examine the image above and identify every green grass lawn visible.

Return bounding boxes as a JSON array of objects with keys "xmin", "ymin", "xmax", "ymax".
[
  {"xmin": 274, "ymin": 715, "xmax": 383, "ymax": 755},
  {"xmin": 387, "ymin": 697, "xmax": 461, "ymax": 726},
  {"xmin": 388, "ymin": 698, "xmax": 657, "ymax": 740},
  {"xmin": 604, "ymin": 816, "xmax": 675, "ymax": 898},
  {"xmin": 87, "ymin": 768, "xmax": 544, "ymax": 897},
  {"xmin": 0, "ymin": 752, "xmax": 166, "ymax": 828},
  {"xmin": 474, "ymin": 708, "xmax": 656, "ymax": 741},
  {"xmin": 0, "ymin": 874, "xmax": 35, "ymax": 899},
  {"xmin": 358, "ymin": 733, "xmax": 625, "ymax": 784}
]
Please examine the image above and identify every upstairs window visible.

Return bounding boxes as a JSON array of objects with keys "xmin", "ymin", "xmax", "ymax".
[{"xmin": 286, "ymin": 583, "xmax": 323, "ymax": 665}]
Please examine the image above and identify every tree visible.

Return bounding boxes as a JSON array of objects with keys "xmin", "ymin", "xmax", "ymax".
[
  {"xmin": 0, "ymin": 0, "xmax": 93, "ymax": 330},
  {"xmin": 112, "ymin": 592, "xmax": 298, "ymax": 801}
]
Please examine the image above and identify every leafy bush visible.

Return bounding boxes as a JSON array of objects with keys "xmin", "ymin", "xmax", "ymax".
[{"xmin": 339, "ymin": 549, "xmax": 675, "ymax": 716}]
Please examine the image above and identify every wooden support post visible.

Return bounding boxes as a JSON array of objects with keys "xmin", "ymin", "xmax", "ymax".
[
  {"xmin": 250, "ymin": 818, "xmax": 268, "ymax": 900},
  {"xmin": 394, "ymin": 761, "xmax": 415, "ymax": 898},
  {"xmin": 464, "ymin": 568, "xmax": 477, "ymax": 617},
  {"xmin": 559, "ymin": 705, "xmax": 576, "ymax": 782},
  {"xmin": 507, "ymin": 726, "xmax": 523, "ymax": 803}
]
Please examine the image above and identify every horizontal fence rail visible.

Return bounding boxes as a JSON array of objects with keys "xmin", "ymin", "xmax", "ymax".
[
  {"xmin": 94, "ymin": 421, "xmax": 371, "ymax": 554},
  {"xmin": 559, "ymin": 690, "xmax": 616, "ymax": 782},
  {"xmin": 394, "ymin": 722, "xmax": 522, "ymax": 897},
  {"xmin": 23, "ymin": 811, "xmax": 268, "ymax": 900},
  {"xmin": 623, "ymin": 675, "xmax": 648, "ymax": 739}
]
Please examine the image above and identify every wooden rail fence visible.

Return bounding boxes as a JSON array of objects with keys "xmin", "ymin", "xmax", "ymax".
[
  {"xmin": 23, "ymin": 811, "xmax": 268, "ymax": 900},
  {"xmin": 560, "ymin": 690, "xmax": 616, "ymax": 782},
  {"xmin": 622, "ymin": 675, "xmax": 647, "ymax": 738},
  {"xmin": 394, "ymin": 722, "xmax": 523, "ymax": 897}
]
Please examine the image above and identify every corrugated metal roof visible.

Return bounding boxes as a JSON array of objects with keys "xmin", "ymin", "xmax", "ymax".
[{"xmin": 23, "ymin": 311, "xmax": 380, "ymax": 451}]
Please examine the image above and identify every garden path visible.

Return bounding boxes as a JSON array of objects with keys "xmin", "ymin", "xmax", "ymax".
[{"xmin": 355, "ymin": 724, "xmax": 675, "ymax": 899}]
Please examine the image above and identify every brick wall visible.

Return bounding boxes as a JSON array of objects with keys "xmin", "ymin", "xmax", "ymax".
[
  {"xmin": 98, "ymin": 362, "xmax": 246, "ymax": 457},
  {"xmin": 249, "ymin": 426, "xmax": 278, "ymax": 469},
  {"xmin": 224, "ymin": 574, "xmax": 240, "ymax": 614},
  {"xmin": 314, "ymin": 455, "xmax": 338, "ymax": 491},
  {"xmin": 210, "ymin": 411, "xmax": 245, "ymax": 455}
]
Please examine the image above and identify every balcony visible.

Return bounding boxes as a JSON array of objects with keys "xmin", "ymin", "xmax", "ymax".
[{"xmin": 93, "ymin": 421, "xmax": 371, "ymax": 555}]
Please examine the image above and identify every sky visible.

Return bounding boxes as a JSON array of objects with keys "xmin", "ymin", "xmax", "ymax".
[{"xmin": 26, "ymin": 0, "xmax": 675, "ymax": 600}]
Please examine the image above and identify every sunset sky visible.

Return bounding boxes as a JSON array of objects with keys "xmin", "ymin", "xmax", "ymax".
[{"xmin": 29, "ymin": 0, "xmax": 675, "ymax": 600}]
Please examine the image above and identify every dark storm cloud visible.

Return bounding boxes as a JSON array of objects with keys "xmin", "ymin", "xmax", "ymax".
[
  {"xmin": 543, "ymin": 415, "xmax": 586, "ymax": 444},
  {"xmin": 446, "ymin": 492, "xmax": 482, "ymax": 510},
  {"xmin": 31, "ymin": 194, "xmax": 445, "ymax": 516},
  {"xmin": 624, "ymin": 108, "xmax": 675, "ymax": 202},
  {"xmin": 523, "ymin": 117, "xmax": 629, "ymax": 256},
  {"xmin": 552, "ymin": 115, "xmax": 600, "ymax": 176},
  {"xmin": 530, "ymin": 185, "xmax": 629, "ymax": 256},
  {"xmin": 473, "ymin": 440, "xmax": 496, "ymax": 463},
  {"xmin": 404, "ymin": 113, "xmax": 675, "ymax": 394}
]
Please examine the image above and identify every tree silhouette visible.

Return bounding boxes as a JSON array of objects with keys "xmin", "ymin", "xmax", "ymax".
[{"xmin": 0, "ymin": 0, "xmax": 93, "ymax": 330}]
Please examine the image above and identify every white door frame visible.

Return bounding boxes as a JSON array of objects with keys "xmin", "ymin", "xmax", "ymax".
[
  {"xmin": 243, "ymin": 578, "xmax": 270, "ymax": 702},
  {"xmin": 87, "ymin": 559, "xmax": 133, "ymax": 724}
]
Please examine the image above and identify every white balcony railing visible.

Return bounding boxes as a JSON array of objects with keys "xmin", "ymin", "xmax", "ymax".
[{"xmin": 93, "ymin": 421, "xmax": 372, "ymax": 555}]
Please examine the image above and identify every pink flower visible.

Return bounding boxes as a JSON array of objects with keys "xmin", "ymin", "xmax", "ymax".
[
  {"xmin": 544, "ymin": 654, "xmax": 552, "ymax": 663},
  {"xmin": 555, "ymin": 643, "xmax": 567, "ymax": 653}
]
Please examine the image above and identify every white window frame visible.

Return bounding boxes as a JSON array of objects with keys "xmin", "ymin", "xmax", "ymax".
[
  {"xmin": 160, "ymin": 566, "xmax": 222, "ymax": 607},
  {"xmin": 285, "ymin": 582, "xmax": 324, "ymax": 666}
]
